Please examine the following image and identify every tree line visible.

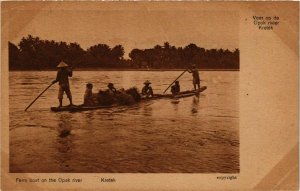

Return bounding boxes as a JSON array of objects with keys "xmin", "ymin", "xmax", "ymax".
[{"xmin": 9, "ymin": 35, "xmax": 239, "ymax": 70}]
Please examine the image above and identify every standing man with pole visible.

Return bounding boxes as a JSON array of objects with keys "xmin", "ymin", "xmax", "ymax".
[
  {"xmin": 52, "ymin": 61, "xmax": 73, "ymax": 107},
  {"xmin": 188, "ymin": 64, "xmax": 200, "ymax": 90}
]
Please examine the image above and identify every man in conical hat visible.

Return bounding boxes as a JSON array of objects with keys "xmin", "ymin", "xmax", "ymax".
[
  {"xmin": 52, "ymin": 61, "xmax": 73, "ymax": 107},
  {"xmin": 141, "ymin": 80, "xmax": 153, "ymax": 98}
]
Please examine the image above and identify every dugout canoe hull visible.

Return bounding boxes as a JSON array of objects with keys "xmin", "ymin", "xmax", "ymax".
[{"xmin": 50, "ymin": 86, "xmax": 207, "ymax": 112}]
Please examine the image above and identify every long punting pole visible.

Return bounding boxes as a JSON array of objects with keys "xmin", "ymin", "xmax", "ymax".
[
  {"xmin": 25, "ymin": 83, "xmax": 54, "ymax": 111},
  {"xmin": 163, "ymin": 70, "xmax": 187, "ymax": 94}
]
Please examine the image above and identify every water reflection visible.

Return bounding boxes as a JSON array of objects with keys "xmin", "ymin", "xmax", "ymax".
[
  {"xmin": 57, "ymin": 114, "xmax": 72, "ymax": 138},
  {"xmin": 171, "ymin": 99, "xmax": 180, "ymax": 112},
  {"xmin": 191, "ymin": 96, "xmax": 200, "ymax": 114},
  {"xmin": 56, "ymin": 114, "xmax": 74, "ymax": 170},
  {"xmin": 10, "ymin": 71, "xmax": 239, "ymax": 173},
  {"xmin": 82, "ymin": 111, "xmax": 95, "ymax": 126},
  {"xmin": 142, "ymin": 102, "xmax": 153, "ymax": 117}
]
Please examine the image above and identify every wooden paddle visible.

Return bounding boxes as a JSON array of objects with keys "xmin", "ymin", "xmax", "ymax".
[
  {"xmin": 163, "ymin": 69, "xmax": 188, "ymax": 94},
  {"xmin": 24, "ymin": 83, "xmax": 54, "ymax": 111}
]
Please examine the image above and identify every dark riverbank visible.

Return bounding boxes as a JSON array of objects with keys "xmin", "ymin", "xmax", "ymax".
[{"xmin": 10, "ymin": 35, "xmax": 239, "ymax": 72}]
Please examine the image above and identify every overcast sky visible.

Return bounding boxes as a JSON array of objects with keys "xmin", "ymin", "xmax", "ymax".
[{"xmin": 7, "ymin": 3, "xmax": 239, "ymax": 57}]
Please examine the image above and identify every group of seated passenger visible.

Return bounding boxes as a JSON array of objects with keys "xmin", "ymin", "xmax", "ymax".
[{"xmin": 83, "ymin": 80, "xmax": 181, "ymax": 106}]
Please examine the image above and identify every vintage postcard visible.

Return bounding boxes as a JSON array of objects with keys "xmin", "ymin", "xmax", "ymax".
[{"xmin": 1, "ymin": 1, "xmax": 298, "ymax": 191}]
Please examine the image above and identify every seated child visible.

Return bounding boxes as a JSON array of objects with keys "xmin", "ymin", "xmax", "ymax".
[
  {"xmin": 84, "ymin": 83, "xmax": 95, "ymax": 106},
  {"xmin": 171, "ymin": 81, "xmax": 180, "ymax": 95},
  {"xmin": 107, "ymin": 83, "xmax": 117, "ymax": 95}
]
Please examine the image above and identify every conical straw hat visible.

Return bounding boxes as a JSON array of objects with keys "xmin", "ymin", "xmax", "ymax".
[
  {"xmin": 144, "ymin": 80, "xmax": 151, "ymax": 84},
  {"xmin": 57, "ymin": 61, "xmax": 68, "ymax": 68}
]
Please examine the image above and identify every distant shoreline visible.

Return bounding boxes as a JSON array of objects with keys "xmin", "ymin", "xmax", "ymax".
[{"xmin": 9, "ymin": 68, "xmax": 239, "ymax": 72}]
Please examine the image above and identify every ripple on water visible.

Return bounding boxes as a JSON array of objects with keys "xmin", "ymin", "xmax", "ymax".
[{"xmin": 9, "ymin": 71, "xmax": 239, "ymax": 173}]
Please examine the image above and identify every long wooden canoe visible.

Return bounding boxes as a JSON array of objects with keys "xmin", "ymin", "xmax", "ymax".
[
  {"xmin": 50, "ymin": 105, "xmax": 113, "ymax": 112},
  {"xmin": 51, "ymin": 86, "xmax": 207, "ymax": 112}
]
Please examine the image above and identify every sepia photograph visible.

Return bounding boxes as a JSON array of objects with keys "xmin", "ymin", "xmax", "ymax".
[
  {"xmin": 8, "ymin": 3, "xmax": 239, "ymax": 173},
  {"xmin": 2, "ymin": 2, "xmax": 298, "ymax": 191}
]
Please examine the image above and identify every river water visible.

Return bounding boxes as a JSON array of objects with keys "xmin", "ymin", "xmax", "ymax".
[{"xmin": 9, "ymin": 71, "xmax": 239, "ymax": 173}]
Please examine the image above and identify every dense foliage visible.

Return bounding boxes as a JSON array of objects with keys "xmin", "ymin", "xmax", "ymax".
[{"xmin": 9, "ymin": 35, "xmax": 239, "ymax": 70}]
